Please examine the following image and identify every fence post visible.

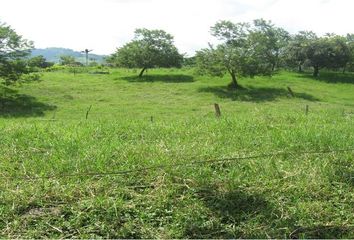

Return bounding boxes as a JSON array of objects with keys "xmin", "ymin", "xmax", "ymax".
[
  {"xmin": 214, "ymin": 103, "xmax": 221, "ymax": 118},
  {"xmin": 305, "ymin": 105, "xmax": 309, "ymax": 115},
  {"xmin": 86, "ymin": 105, "xmax": 92, "ymax": 120},
  {"xmin": 287, "ymin": 87, "xmax": 295, "ymax": 97}
]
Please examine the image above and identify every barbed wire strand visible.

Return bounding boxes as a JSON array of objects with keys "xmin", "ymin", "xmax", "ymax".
[{"xmin": 3, "ymin": 147, "xmax": 353, "ymax": 181}]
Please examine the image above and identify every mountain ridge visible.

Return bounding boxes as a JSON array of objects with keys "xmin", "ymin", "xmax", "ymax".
[{"xmin": 31, "ymin": 47, "xmax": 106, "ymax": 64}]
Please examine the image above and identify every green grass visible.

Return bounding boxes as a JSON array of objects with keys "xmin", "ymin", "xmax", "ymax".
[{"xmin": 0, "ymin": 68, "xmax": 353, "ymax": 238}]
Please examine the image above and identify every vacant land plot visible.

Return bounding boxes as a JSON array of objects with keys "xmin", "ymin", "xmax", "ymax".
[{"xmin": 0, "ymin": 69, "xmax": 353, "ymax": 238}]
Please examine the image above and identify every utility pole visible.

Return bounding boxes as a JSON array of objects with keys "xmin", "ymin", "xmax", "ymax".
[{"xmin": 81, "ymin": 49, "xmax": 93, "ymax": 66}]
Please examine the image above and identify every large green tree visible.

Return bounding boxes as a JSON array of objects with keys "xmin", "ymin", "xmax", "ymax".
[
  {"xmin": 285, "ymin": 31, "xmax": 317, "ymax": 72},
  {"xmin": 196, "ymin": 20, "xmax": 275, "ymax": 89},
  {"xmin": 110, "ymin": 29, "xmax": 183, "ymax": 77},
  {"xmin": 328, "ymin": 35, "xmax": 352, "ymax": 73},
  {"xmin": 250, "ymin": 19, "xmax": 290, "ymax": 71},
  {"xmin": 0, "ymin": 21, "xmax": 34, "ymax": 85},
  {"xmin": 305, "ymin": 35, "xmax": 352, "ymax": 77}
]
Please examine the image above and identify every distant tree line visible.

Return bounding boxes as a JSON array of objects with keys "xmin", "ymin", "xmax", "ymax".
[
  {"xmin": 195, "ymin": 19, "xmax": 354, "ymax": 88},
  {"xmin": 107, "ymin": 19, "xmax": 354, "ymax": 89},
  {"xmin": 1, "ymin": 19, "xmax": 354, "ymax": 90}
]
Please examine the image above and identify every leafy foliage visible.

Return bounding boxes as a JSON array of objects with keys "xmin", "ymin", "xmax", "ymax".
[
  {"xmin": 0, "ymin": 21, "xmax": 36, "ymax": 85},
  {"xmin": 286, "ymin": 33, "xmax": 353, "ymax": 76},
  {"xmin": 59, "ymin": 55, "xmax": 83, "ymax": 66},
  {"xmin": 251, "ymin": 19, "xmax": 290, "ymax": 71},
  {"xmin": 109, "ymin": 29, "xmax": 183, "ymax": 77},
  {"xmin": 285, "ymin": 31, "xmax": 317, "ymax": 71},
  {"xmin": 28, "ymin": 55, "xmax": 54, "ymax": 69},
  {"xmin": 196, "ymin": 19, "xmax": 285, "ymax": 89}
]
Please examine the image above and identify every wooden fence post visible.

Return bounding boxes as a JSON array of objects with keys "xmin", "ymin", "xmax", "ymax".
[
  {"xmin": 287, "ymin": 87, "xmax": 295, "ymax": 97},
  {"xmin": 214, "ymin": 103, "xmax": 221, "ymax": 117},
  {"xmin": 86, "ymin": 105, "xmax": 92, "ymax": 120}
]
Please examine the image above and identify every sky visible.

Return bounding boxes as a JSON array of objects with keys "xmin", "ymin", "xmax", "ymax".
[{"xmin": 0, "ymin": 0, "xmax": 353, "ymax": 56}]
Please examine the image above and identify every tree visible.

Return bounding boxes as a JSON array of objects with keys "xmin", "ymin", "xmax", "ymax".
[
  {"xmin": 28, "ymin": 55, "xmax": 54, "ymax": 69},
  {"xmin": 328, "ymin": 35, "xmax": 351, "ymax": 73},
  {"xmin": 304, "ymin": 35, "xmax": 351, "ymax": 77},
  {"xmin": 59, "ymin": 55, "xmax": 77, "ymax": 66},
  {"xmin": 304, "ymin": 37, "xmax": 333, "ymax": 77},
  {"xmin": 0, "ymin": 21, "xmax": 34, "ymax": 85},
  {"xmin": 346, "ymin": 34, "xmax": 354, "ymax": 72},
  {"xmin": 196, "ymin": 20, "xmax": 273, "ymax": 89},
  {"xmin": 285, "ymin": 31, "xmax": 317, "ymax": 72},
  {"xmin": 110, "ymin": 29, "xmax": 183, "ymax": 77},
  {"xmin": 182, "ymin": 56, "xmax": 197, "ymax": 67},
  {"xmin": 250, "ymin": 19, "xmax": 290, "ymax": 72}
]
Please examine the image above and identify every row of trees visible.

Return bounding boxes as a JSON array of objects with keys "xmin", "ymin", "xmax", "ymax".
[
  {"xmin": 1, "ymin": 19, "xmax": 354, "ymax": 89},
  {"xmin": 196, "ymin": 20, "xmax": 354, "ymax": 88},
  {"xmin": 108, "ymin": 19, "xmax": 354, "ymax": 89}
]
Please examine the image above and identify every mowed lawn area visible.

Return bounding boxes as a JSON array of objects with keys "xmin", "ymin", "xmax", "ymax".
[{"xmin": 0, "ymin": 68, "xmax": 353, "ymax": 238}]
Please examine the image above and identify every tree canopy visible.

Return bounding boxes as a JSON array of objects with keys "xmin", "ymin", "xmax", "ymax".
[
  {"xmin": 59, "ymin": 55, "xmax": 82, "ymax": 66},
  {"xmin": 0, "ymin": 21, "xmax": 35, "ymax": 85},
  {"xmin": 197, "ymin": 19, "xmax": 354, "ymax": 84},
  {"xmin": 286, "ymin": 33, "xmax": 353, "ymax": 76},
  {"xmin": 196, "ymin": 19, "xmax": 286, "ymax": 89},
  {"xmin": 28, "ymin": 55, "xmax": 54, "ymax": 69},
  {"xmin": 109, "ymin": 29, "xmax": 183, "ymax": 77}
]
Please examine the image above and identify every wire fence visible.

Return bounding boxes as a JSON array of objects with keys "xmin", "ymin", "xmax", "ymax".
[
  {"xmin": 3, "ymin": 147, "xmax": 354, "ymax": 181},
  {"xmin": 4, "ymin": 114, "xmax": 354, "ymax": 130}
]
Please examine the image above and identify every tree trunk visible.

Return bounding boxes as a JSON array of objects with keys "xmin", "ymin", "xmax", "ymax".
[
  {"xmin": 138, "ymin": 67, "xmax": 147, "ymax": 78},
  {"xmin": 298, "ymin": 64, "xmax": 302, "ymax": 72},
  {"xmin": 229, "ymin": 71, "xmax": 239, "ymax": 89},
  {"xmin": 313, "ymin": 66, "xmax": 319, "ymax": 77}
]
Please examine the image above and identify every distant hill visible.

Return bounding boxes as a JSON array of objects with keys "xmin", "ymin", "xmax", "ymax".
[{"xmin": 31, "ymin": 48, "xmax": 106, "ymax": 64}]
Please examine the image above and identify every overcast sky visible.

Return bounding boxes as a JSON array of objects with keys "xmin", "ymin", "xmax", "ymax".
[{"xmin": 0, "ymin": 0, "xmax": 353, "ymax": 56}]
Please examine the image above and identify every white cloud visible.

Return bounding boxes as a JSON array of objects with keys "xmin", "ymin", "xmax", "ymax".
[{"xmin": 0, "ymin": 0, "xmax": 353, "ymax": 55}]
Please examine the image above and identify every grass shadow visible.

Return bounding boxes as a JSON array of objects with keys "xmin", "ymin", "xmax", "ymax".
[
  {"xmin": 298, "ymin": 71, "xmax": 354, "ymax": 84},
  {"xmin": 185, "ymin": 183, "xmax": 352, "ymax": 238},
  {"xmin": 0, "ymin": 87, "xmax": 57, "ymax": 118},
  {"xmin": 120, "ymin": 74, "xmax": 194, "ymax": 83},
  {"xmin": 199, "ymin": 86, "xmax": 319, "ymax": 102},
  {"xmin": 289, "ymin": 225, "xmax": 354, "ymax": 239},
  {"xmin": 183, "ymin": 185, "xmax": 277, "ymax": 238}
]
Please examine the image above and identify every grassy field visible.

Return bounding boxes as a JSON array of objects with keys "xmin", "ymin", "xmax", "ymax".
[{"xmin": 0, "ymin": 68, "xmax": 353, "ymax": 238}]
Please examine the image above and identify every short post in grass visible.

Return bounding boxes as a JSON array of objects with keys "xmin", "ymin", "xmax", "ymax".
[
  {"xmin": 305, "ymin": 105, "xmax": 309, "ymax": 115},
  {"xmin": 52, "ymin": 111, "xmax": 56, "ymax": 120},
  {"xmin": 86, "ymin": 105, "xmax": 92, "ymax": 120},
  {"xmin": 150, "ymin": 116, "xmax": 154, "ymax": 123},
  {"xmin": 214, "ymin": 103, "xmax": 221, "ymax": 118},
  {"xmin": 287, "ymin": 87, "xmax": 295, "ymax": 97}
]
